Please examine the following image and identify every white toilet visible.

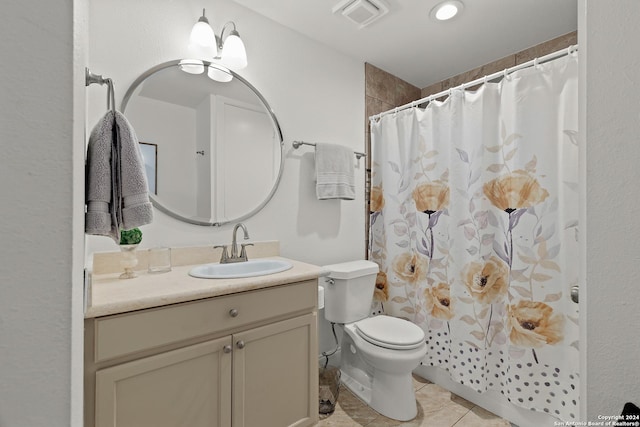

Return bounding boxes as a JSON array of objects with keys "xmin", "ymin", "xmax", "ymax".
[{"xmin": 321, "ymin": 260, "xmax": 427, "ymax": 421}]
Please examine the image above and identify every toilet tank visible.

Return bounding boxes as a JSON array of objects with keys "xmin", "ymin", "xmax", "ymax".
[{"xmin": 321, "ymin": 260, "xmax": 379, "ymax": 324}]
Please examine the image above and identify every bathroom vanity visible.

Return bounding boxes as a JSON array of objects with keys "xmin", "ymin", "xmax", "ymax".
[{"xmin": 84, "ymin": 244, "xmax": 321, "ymax": 427}]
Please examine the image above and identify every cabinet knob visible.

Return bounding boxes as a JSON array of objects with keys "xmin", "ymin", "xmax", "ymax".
[
  {"xmin": 223, "ymin": 345, "xmax": 232, "ymax": 354},
  {"xmin": 236, "ymin": 340, "xmax": 245, "ymax": 349},
  {"xmin": 229, "ymin": 308, "xmax": 239, "ymax": 317}
]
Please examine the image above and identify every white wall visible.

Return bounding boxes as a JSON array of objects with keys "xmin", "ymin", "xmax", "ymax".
[
  {"xmin": 86, "ymin": 0, "xmax": 365, "ymax": 267},
  {"xmin": 0, "ymin": 1, "xmax": 85, "ymax": 426},
  {"xmin": 580, "ymin": 0, "xmax": 640, "ymax": 420}
]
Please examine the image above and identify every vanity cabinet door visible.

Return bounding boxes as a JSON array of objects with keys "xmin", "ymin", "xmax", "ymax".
[
  {"xmin": 94, "ymin": 336, "xmax": 232, "ymax": 427},
  {"xmin": 232, "ymin": 313, "xmax": 318, "ymax": 427}
]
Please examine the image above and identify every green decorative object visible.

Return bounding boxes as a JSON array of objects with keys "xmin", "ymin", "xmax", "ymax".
[{"xmin": 120, "ymin": 228, "xmax": 143, "ymax": 245}]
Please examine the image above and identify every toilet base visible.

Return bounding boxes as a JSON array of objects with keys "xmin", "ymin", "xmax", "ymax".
[{"xmin": 341, "ymin": 367, "xmax": 418, "ymax": 421}]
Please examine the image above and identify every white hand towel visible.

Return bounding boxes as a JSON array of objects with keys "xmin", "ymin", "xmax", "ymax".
[{"xmin": 315, "ymin": 143, "xmax": 355, "ymax": 200}]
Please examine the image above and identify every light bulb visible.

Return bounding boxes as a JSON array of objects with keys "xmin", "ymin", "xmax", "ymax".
[
  {"xmin": 221, "ymin": 33, "xmax": 247, "ymax": 69},
  {"xmin": 179, "ymin": 59, "xmax": 205, "ymax": 75},
  {"xmin": 208, "ymin": 65, "xmax": 233, "ymax": 82},
  {"xmin": 190, "ymin": 10, "xmax": 216, "ymax": 48},
  {"xmin": 431, "ymin": 1, "xmax": 464, "ymax": 21}
]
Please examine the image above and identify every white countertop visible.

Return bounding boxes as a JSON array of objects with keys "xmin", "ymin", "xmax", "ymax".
[{"xmin": 86, "ymin": 256, "xmax": 324, "ymax": 319}]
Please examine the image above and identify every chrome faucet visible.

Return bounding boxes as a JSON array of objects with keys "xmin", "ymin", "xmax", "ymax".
[{"xmin": 214, "ymin": 223, "xmax": 253, "ymax": 263}]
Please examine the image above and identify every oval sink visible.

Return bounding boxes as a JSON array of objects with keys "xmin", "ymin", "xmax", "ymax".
[{"xmin": 189, "ymin": 259, "xmax": 293, "ymax": 279}]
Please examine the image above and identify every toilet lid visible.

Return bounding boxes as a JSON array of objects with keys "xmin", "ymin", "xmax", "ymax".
[{"xmin": 355, "ymin": 315, "xmax": 425, "ymax": 350}]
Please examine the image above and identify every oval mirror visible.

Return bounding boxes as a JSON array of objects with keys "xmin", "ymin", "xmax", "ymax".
[{"xmin": 122, "ymin": 60, "xmax": 284, "ymax": 226}]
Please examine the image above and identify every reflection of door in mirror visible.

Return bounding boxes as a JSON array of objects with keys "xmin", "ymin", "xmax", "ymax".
[
  {"xmin": 214, "ymin": 96, "xmax": 277, "ymax": 222},
  {"xmin": 192, "ymin": 94, "xmax": 276, "ymax": 221},
  {"xmin": 138, "ymin": 142, "xmax": 157, "ymax": 195}
]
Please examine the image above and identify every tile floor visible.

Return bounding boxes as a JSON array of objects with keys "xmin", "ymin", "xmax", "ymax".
[{"xmin": 316, "ymin": 375, "xmax": 512, "ymax": 427}]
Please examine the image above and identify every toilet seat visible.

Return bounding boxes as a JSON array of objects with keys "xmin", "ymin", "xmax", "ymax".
[{"xmin": 354, "ymin": 315, "xmax": 425, "ymax": 350}]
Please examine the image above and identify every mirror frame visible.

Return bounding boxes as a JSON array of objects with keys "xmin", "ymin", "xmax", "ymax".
[{"xmin": 121, "ymin": 60, "xmax": 284, "ymax": 227}]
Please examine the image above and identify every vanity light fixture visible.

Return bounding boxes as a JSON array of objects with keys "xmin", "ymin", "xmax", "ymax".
[
  {"xmin": 430, "ymin": 0, "xmax": 464, "ymax": 21},
  {"xmin": 186, "ymin": 9, "xmax": 248, "ymax": 70},
  {"xmin": 180, "ymin": 9, "xmax": 247, "ymax": 82}
]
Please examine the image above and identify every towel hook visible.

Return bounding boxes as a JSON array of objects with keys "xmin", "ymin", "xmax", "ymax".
[
  {"xmin": 107, "ymin": 79, "xmax": 116, "ymax": 113},
  {"xmin": 85, "ymin": 68, "xmax": 116, "ymax": 113}
]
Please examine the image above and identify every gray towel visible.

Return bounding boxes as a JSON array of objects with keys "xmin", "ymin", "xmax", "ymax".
[
  {"xmin": 315, "ymin": 143, "xmax": 355, "ymax": 200},
  {"xmin": 85, "ymin": 110, "xmax": 153, "ymax": 241}
]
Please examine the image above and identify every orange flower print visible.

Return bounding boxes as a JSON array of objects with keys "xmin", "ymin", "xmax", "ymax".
[
  {"xmin": 462, "ymin": 256, "xmax": 509, "ymax": 304},
  {"xmin": 374, "ymin": 271, "xmax": 389, "ymax": 302},
  {"xmin": 424, "ymin": 283, "xmax": 454, "ymax": 320},
  {"xmin": 370, "ymin": 186, "xmax": 385, "ymax": 213},
  {"xmin": 508, "ymin": 301, "xmax": 564, "ymax": 348},
  {"xmin": 392, "ymin": 252, "xmax": 428, "ymax": 285},
  {"xmin": 412, "ymin": 181, "xmax": 450, "ymax": 214},
  {"xmin": 482, "ymin": 170, "xmax": 549, "ymax": 213}
]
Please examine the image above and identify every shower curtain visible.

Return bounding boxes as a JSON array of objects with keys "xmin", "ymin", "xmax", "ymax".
[{"xmin": 369, "ymin": 54, "xmax": 579, "ymax": 422}]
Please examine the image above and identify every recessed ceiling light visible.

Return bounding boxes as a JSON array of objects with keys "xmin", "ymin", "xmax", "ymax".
[{"xmin": 430, "ymin": 1, "xmax": 464, "ymax": 21}]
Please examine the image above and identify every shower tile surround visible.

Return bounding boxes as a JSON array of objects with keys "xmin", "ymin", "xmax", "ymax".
[{"xmin": 364, "ymin": 31, "xmax": 577, "ymax": 257}]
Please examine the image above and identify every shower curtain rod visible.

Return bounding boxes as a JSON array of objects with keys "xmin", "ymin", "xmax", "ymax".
[{"xmin": 369, "ymin": 44, "xmax": 578, "ymax": 122}]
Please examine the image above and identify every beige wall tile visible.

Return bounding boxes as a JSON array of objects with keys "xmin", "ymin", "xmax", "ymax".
[
  {"xmin": 395, "ymin": 79, "xmax": 421, "ymax": 107},
  {"xmin": 423, "ymin": 31, "xmax": 576, "ymax": 96},
  {"xmin": 366, "ymin": 63, "xmax": 399, "ymax": 104},
  {"xmin": 366, "ymin": 95, "xmax": 383, "ymax": 130},
  {"xmin": 445, "ymin": 55, "xmax": 516, "ymax": 90},
  {"xmin": 516, "ymin": 31, "xmax": 578, "ymax": 64},
  {"xmin": 365, "ymin": 62, "xmax": 420, "ymax": 107},
  {"xmin": 421, "ymin": 82, "xmax": 443, "ymax": 98}
]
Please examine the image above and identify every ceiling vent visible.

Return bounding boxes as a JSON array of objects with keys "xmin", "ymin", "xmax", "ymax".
[{"xmin": 332, "ymin": 0, "xmax": 390, "ymax": 29}]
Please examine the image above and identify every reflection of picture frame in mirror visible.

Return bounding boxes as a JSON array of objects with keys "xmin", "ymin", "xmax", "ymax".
[{"xmin": 139, "ymin": 142, "xmax": 157, "ymax": 195}]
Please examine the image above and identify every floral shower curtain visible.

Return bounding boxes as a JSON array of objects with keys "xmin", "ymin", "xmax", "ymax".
[{"xmin": 369, "ymin": 54, "xmax": 579, "ymax": 422}]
